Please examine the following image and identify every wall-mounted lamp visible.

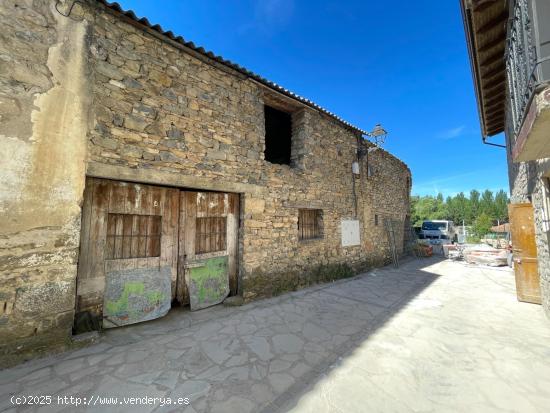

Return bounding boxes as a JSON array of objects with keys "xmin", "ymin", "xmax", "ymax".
[{"xmin": 358, "ymin": 124, "xmax": 388, "ymax": 159}]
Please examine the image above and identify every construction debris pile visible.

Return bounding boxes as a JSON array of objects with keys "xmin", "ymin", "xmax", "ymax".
[{"xmin": 445, "ymin": 243, "xmax": 509, "ymax": 267}]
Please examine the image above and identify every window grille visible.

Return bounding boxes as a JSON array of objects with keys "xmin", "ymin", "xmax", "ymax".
[
  {"xmin": 298, "ymin": 209, "xmax": 322, "ymax": 240},
  {"xmin": 196, "ymin": 217, "xmax": 227, "ymax": 254},
  {"xmin": 106, "ymin": 214, "xmax": 161, "ymax": 259}
]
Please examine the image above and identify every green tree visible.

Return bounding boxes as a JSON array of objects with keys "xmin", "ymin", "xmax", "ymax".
[
  {"xmin": 410, "ymin": 189, "xmax": 509, "ymax": 228},
  {"xmin": 433, "ymin": 193, "xmax": 447, "ymax": 219},
  {"xmin": 448, "ymin": 192, "xmax": 469, "ymax": 224},
  {"xmin": 410, "ymin": 195, "xmax": 444, "ymax": 226},
  {"xmin": 480, "ymin": 190, "xmax": 496, "ymax": 218},
  {"xmin": 472, "ymin": 212, "xmax": 493, "ymax": 237},
  {"xmin": 469, "ymin": 190, "xmax": 480, "ymax": 223},
  {"xmin": 494, "ymin": 189, "xmax": 509, "ymax": 222}
]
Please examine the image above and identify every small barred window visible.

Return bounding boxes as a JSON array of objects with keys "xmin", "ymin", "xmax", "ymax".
[{"xmin": 298, "ymin": 209, "xmax": 323, "ymax": 241}]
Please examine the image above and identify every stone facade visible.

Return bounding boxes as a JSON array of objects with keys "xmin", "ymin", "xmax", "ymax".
[
  {"xmin": 505, "ymin": 90, "xmax": 550, "ymax": 318},
  {"xmin": 0, "ymin": 0, "xmax": 411, "ymax": 365}
]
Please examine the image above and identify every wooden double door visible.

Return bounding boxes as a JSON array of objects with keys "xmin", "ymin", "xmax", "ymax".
[{"xmin": 77, "ymin": 178, "xmax": 239, "ymax": 328}]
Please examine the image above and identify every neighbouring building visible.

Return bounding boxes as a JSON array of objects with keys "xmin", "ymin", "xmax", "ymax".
[
  {"xmin": 0, "ymin": 0, "xmax": 411, "ymax": 365},
  {"xmin": 461, "ymin": 0, "xmax": 550, "ymax": 316}
]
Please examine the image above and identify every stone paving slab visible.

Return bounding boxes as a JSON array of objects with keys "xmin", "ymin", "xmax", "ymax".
[
  {"xmin": 1, "ymin": 258, "xmax": 550, "ymax": 412},
  {"xmin": 278, "ymin": 261, "xmax": 550, "ymax": 413}
]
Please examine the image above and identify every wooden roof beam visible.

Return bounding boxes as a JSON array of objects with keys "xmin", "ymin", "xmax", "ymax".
[
  {"xmin": 482, "ymin": 74, "xmax": 505, "ymax": 91},
  {"xmin": 487, "ymin": 120, "xmax": 504, "ymax": 129},
  {"xmin": 486, "ymin": 115, "xmax": 504, "ymax": 122},
  {"xmin": 484, "ymin": 98, "xmax": 505, "ymax": 112},
  {"xmin": 486, "ymin": 126, "xmax": 505, "ymax": 135},
  {"xmin": 485, "ymin": 111, "xmax": 505, "ymax": 122},
  {"xmin": 476, "ymin": 11, "xmax": 508, "ymax": 35},
  {"xmin": 473, "ymin": 0, "xmax": 500, "ymax": 13},
  {"xmin": 479, "ymin": 36, "xmax": 506, "ymax": 53},
  {"xmin": 481, "ymin": 63, "xmax": 505, "ymax": 81},
  {"xmin": 484, "ymin": 88, "xmax": 505, "ymax": 103},
  {"xmin": 480, "ymin": 50, "xmax": 505, "ymax": 67},
  {"xmin": 484, "ymin": 106, "xmax": 505, "ymax": 118}
]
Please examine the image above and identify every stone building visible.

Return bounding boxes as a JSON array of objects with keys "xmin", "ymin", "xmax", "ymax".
[
  {"xmin": 0, "ymin": 0, "xmax": 411, "ymax": 365},
  {"xmin": 461, "ymin": 0, "xmax": 550, "ymax": 317}
]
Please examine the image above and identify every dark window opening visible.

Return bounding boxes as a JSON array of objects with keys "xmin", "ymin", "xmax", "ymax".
[
  {"xmin": 106, "ymin": 213, "xmax": 162, "ymax": 259},
  {"xmin": 264, "ymin": 105, "xmax": 292, "ymax": 165},
  {"xmin": 298, "ymin": 209, "xmax": 323, "ymax": 240}
]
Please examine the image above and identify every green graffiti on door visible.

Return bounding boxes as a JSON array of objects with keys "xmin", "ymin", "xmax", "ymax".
[
  {"xmin": 189, "ymin": 256, "xmax": 229, "ymax": 310},
  {"xmin": 103, "ymin": 266, "xmax": 172, "ymax": 328},
  {"xmin": 105, "ymin": 282, "xmax": 145, "ymax": 316}
]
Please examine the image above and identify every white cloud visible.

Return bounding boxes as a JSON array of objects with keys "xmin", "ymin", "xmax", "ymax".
[
  {"xmin": 436, "ymin": 125, "xmax": 466, "ymax": 140},
  {"xmin": 237, "ymin": 0, "xmax": 295, "ymax": 36}
]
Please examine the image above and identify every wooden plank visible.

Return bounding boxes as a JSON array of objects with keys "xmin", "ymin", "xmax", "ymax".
[
  {"xmin": 204, "ymin": 215, "xmax": 211, "ymax": 254},
  {"xmin": 227, "ymin": 193, "xmax": 239, "ymax": 295},
  {"xmin": 122, "ymin": 214, "xmax": 133, "ymax": 258},
  {"xmin": 109, "ymin": 180, "xmax": 127, "ymax": 214},
  {"xmin": 207, "ymin": 192, "xmax": 214, "ymax": 217},
  {"xmin": 185, "ymin": 192, "xmax": 197, "ymax": 260},
  {"xmin": 114, "ymin": 214, "xmax": 124, "ymax": 260},
  {"xmin": 475, "ymin": 10, "xmax": 507, "ymax": 35},
  {"xmin": 125, "ymin": 181, "xmax": 137, "ymax": 214},
  {"xmin": 105, "ymin": 213, "xmax": 116, "ymax": 259},
  {"xmin": 130, "ymin": 214, "xmax": 139, "ymax": 259},
  {"xmin": 184, "ymin": 191, "xmax": 198, "ymax": 304},
  {"xmin": 76, "ymin": 177, "xmax": 95, "ymax": 313},
  {"xmin": 109, "ymin": 181, "xmax": 128, "ymax": 271},
  {"xmin": 177, "ymin": 191, "xmax": 188, "ymax": 304},
  {"xmin": 89, "ymin": 179, "xmax": 111, "ymax": 281},
  {"xmin": 146, "ymin": 185, "xmax": 160, "ymax": 267},
  {"xmin": 196, "ymin": 191, "xmax": 207, "ymax": 218},
  {"xmin": 169, "ymin": 189, "xmax": 180, "ymax": 297},
  {"xmin": 77, "ymin": 178, "xmax": 95, "ymax": 281}
]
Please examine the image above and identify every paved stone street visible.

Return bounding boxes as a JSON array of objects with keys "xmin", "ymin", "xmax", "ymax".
[{"xmin": 1, "ymin": 258, "xmax": 550, "ymax": 412}]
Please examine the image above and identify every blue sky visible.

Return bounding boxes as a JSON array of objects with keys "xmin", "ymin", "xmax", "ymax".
[{"xmin": 115, "ymin": 0, "xmax": 509, "ymax": 197}]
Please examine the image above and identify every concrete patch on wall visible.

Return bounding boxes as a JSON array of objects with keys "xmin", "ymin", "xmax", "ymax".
[
  {"xmin": 188, "ymin": 256, "xmax": 229, "ymax": 311},
  {"xmin": 15, "ymin": 281, "xmax": 75, "ymax": 316},
  {"xmin": 341, "ymin": 219, "xmax": 360, "ymax": 247},
  {"xmin": 103, "ymin": 266, "xmax": 171, "ymax": 328},
  {"xmin": 0, "ymin": 1, "xmax": 93, "ymax": 364}
]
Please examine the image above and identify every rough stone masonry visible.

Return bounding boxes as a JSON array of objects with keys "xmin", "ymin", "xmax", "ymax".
[{"xmin": 0, "ymin": 0, "xmax": 411, "ymax": 366}]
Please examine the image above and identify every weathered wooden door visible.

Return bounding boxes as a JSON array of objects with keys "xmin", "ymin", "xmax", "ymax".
[
  {"xmin": 77, "ymin": 178, "xmax": 179, "ymax": 327},
  {"xmin": 78, "ymin": 180, "xmax": 240, "ymax": 327},
  {"xmin": 177, "ymin": 191, "xmax": 239, "ymax": 310},
  {"xmin": 509, "ymin": 203, "xmax": 541, "ymax": 304}
]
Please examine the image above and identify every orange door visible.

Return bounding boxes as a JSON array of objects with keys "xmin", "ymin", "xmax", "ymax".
[{"xmin": 508, "ymin": 203, "xmax": 541, "ymax": 304}]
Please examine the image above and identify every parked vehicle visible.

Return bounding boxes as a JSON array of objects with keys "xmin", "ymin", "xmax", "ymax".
[{"xmin": 421, "ymin": 220, "xmax": 457, "ymax": 243}]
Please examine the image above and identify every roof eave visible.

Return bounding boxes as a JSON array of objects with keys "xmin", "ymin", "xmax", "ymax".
[{"xmin": 460, "ymin": 0, "xmax": 508, "ymax": 138}]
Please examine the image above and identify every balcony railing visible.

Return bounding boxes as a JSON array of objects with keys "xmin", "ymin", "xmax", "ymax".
[{"xmin": 506, "ymin": 0, "xmax": 550, "ymax": 138}]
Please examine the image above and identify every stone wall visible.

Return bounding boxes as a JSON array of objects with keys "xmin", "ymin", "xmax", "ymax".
[
  {"xmin": 506, "ymin": 86, "xmax": 550, "ymax": 318},
  {"xmin": 0, "ymin": 0, "xmax": 92, "ymax": 365},
  {"xmin": 0, "ymin": 0, "xmax": 411, "ymax": 364}
]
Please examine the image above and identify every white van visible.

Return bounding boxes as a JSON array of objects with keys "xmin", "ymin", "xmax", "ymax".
[{"xmin": 421, "ymin": 220, "xmax": 457, "ymax": 243}]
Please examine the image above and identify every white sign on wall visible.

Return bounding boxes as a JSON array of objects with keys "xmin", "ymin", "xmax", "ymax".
[{"xmin": 341, "ymin": 219, "xmax": 360, "ymax": 247}]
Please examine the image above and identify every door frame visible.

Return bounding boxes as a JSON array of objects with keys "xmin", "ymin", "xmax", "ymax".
[{"xmin": 76, "ymin": 177, "xmax": 241, "ymax": 326}]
